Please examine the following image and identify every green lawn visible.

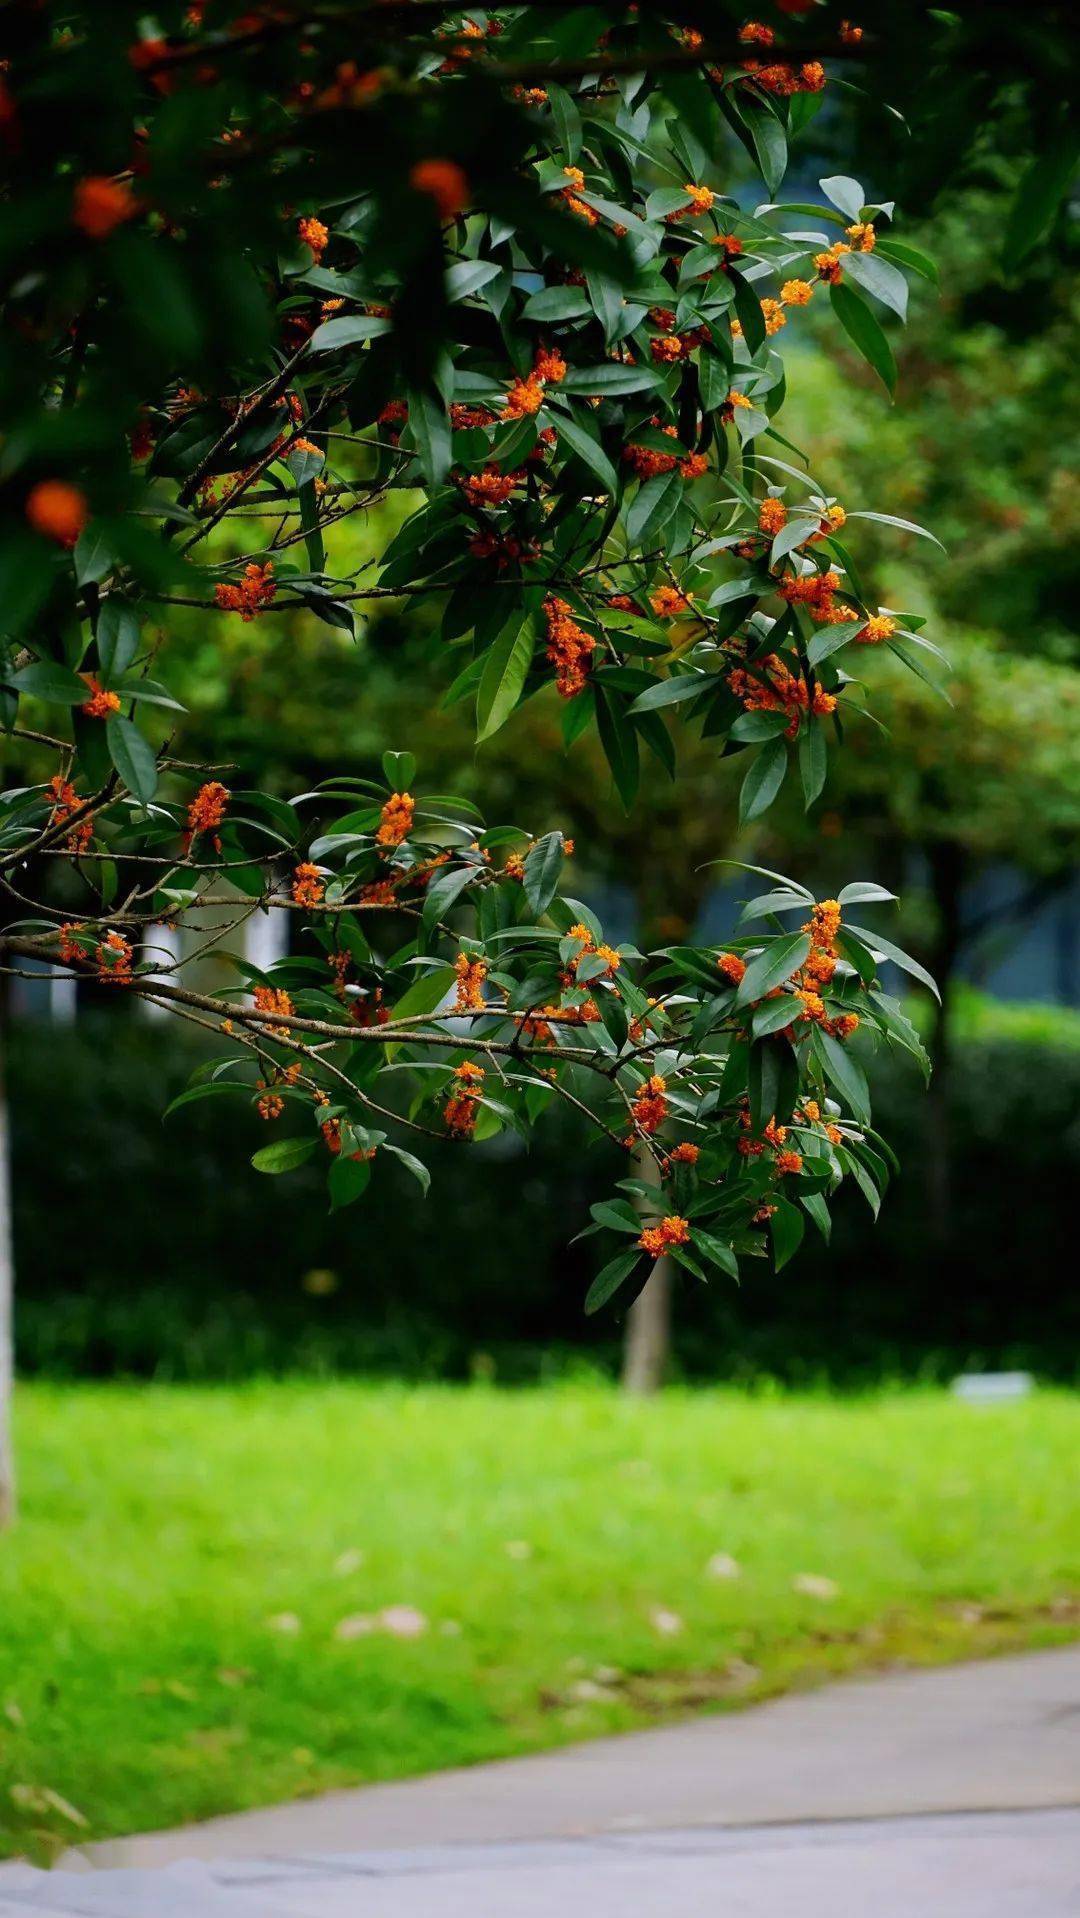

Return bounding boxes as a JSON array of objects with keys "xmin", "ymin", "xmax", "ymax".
[{"xmin": 2, "ymin": 1382, "xmax": 1079, "ymax": 1860}]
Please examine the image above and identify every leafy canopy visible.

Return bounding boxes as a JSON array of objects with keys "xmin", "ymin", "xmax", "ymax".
[{"xmin": 2, "ymin": 2, "xmax": 1055, "ymax": 1304}]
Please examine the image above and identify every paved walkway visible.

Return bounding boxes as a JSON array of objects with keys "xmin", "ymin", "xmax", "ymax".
[{"xmin": 2, "ymin": 1649, "xmax": 1078, "ymax": 1915}]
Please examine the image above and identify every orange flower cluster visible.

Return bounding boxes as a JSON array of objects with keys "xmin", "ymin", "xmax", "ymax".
[
  {"xmin": 58, "ymin": 923, "xmax": 86, "ymax": 966},
  {"xmin": 298, "ymin": 214, "xmax": 328, "ymax": 259},
  {"xmin": 292, "ymin": 862, "xmax": 325, "ymax": 908},
  {"xmin": 564, "ymin": 921, "xmax": 621, "ymax": 982},
  {"xmin": 727, "ymin": 654, "xmax": 836, "ymax": 740},
  {"xmin": 717, "ymin": 951, "xmax": 746, "ymax": 985},
  {"xmin": 214, "ymin": 560, "xmax": 276, "ymax": 620},
  {"xmin": 543, "ymin": 595, "xmax": 595, "ymax": 699},
  {"xmin": 454, "ymin": 951, "xmax": 488, "ymax": 1011},
  {"xmin": 376, "ymin": 791, "xmax": 415, "ymax": 847},
  {"xmin": 758, "ymin": 496, "xmax": 787, "ymax": 536},
  {"xmin": 253, "ymin": 983, "xmax": 294, "ymax": 1039},
  {"xmin": 560, "ymin": 164, "xmax": 597, "ymax": 225},
  {"xmin": 96, "ymin": 929, "xmax": 133, "ymax": 984},
  {"xmin": 444, "ymin": 1059, "xmax": 484, "ymax": 1136},
  {"xmin": 73, "ymin": 176, "xmax": 138, "ymax": 239},
  {"xmin": 521, "ymin": 998, "xmax": 600, "ymax": 1044},
  {"xmin": 502, "ymin": 342, "xmax": 567, "ymax": 421},
  {"xmin": 711, "ymin": 232, "xmax": 744, "ymax": 263},
  {"xmin": 638, "ymin": 1214, "xmax": 690, "ymax": 1257},
  {"xmin": 258, "ymin": 1092, "xmax": 285, "ymax": 1121},
  {"xmin": 460, "ymin": 464, "xmax": 521, "ymax": 506},
  {"xmin": 25, "ymin": 480, "xmax": 89, "ymax": 546},
  {"xmin": 785, "ymin": 899, "xmax": 861, "ymax": 1039},
  {"xmin": 665, "ymin": 181, "xmax": 714, "ymax": 223},
  {"xmin": 846, "ymin": 221, "xmax": 876, "ymax": 252},
  {"xmin": 78, "ymin": 674, "xmax": 121, "ymax": 719},
  {"xmin": 185, "ymin": 780, "xmax": 229, "ymax": 849},
  {"xmin": 630, "ymin": 1074, "xmax": 669, "ymax": 1136},
  {"xmin": 719, "ymin": 389, "xmax": 753, "ymax": 425},
  {"xmin": 737, "ymin": 23, "xmax": 826, "ymax": 96},
  {"xmin": 778, "ymin": 569, "xmax": 858, "ymax": 626},
  {"xmin": 814, "ymin": 243, "xmax": 850, "ymax": 284},
  {"xmin": 855, "ymin": 614, "xmax": 897, "ymax": 645},
  {"xmin": 780, "ymin": 278, "xmax": 814, "ymax": 306},
  {"xmin": 649, "ymin": 585, "xmax": 692, "ymax": 618},
  {"xmin": 739, "ymin": 1112, "xmax": 789, "ymax": 1159},
  {"xmin": 450, "ymin": 402, "xmax": 496, "ymax": 430},
  {"xmin": 774, "ymin": 1149, "xmax": 804, "ymax": 1175},
  {"xmin": 667, "ymin": 1141, "xmax": 700, "ymax": 1166},
  {"xmin": 47, "ymin": 775, "xmax": 93, "ymax": 853}
]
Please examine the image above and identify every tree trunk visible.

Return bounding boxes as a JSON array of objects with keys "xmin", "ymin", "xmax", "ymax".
[
  {"xmin": 622, "ymin": 1147, "xmax": 671, "ymax": 1395},
  {"xmin": 619, "ymin": 867, "xmax": 709, "ymax": 1396},
  {"xmin": 0, "ymin": 1002, "xmax": 14, "ymax": 1528}
]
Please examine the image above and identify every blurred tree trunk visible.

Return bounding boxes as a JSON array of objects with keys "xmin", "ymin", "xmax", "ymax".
[
  {"xmin": 0, "ymin": 995, "xmax": 14, "ymax": 1528},
  {"xmin": 622, "ymin": 1148, "xmax": 672, "ymax": 1396},
  {"xmin": 620, "ymin": 863, "xmax": 708, "ymax": 1396},
  {"xmin": 925, "ymin": 840, "xmax": 966, "ymax": 1247}
]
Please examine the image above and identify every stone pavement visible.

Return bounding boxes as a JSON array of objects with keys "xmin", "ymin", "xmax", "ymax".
[{"xmin": 2, "ymin": 1649, "xmax": 1078, "ymax": 1915}]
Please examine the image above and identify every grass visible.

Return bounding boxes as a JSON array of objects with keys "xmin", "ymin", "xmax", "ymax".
[{"xmin": 1, "ymin": 1381, "xmax": 1079, "ymax": 1860}]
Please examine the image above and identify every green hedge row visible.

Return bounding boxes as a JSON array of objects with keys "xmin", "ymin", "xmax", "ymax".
[{"xmin": 9, "ymin": 1014, "xmax": 1077, "ymax": 1382}]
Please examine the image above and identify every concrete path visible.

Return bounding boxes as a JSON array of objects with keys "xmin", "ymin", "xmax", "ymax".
[{"xmin": 2, "ymin": 1649, "xmax": 1078, "ymax": 1915}]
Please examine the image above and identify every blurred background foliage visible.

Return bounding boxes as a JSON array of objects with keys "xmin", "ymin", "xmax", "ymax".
[{"xmin": 9, "ymin": 71, "xmax": 1079, "ymax": 1387}]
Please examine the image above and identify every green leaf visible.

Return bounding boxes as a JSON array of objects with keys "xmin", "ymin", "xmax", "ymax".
[
  {"xmin": 382, "ymin": 749, "xmax": 417, "ymax": 789},
  {"xmin": 845, "ymin": 923, "xmax": 940, "ymax": 1002},
  {"xmin": 163, "ymin": 1081, "xmax": 241, "ymax": 1118},
  {"xmin": 729, "ymin": 268, "xmax": 766, "ymax": 355},
  {"xmin": 741, "ymin": 97, "xmax": 787, "ymax": 198},
  {"xmin": 585, "ymin": 1248, "xmax": 642, "ymax": 1314},
  {"xmin": 628, "ymin": 674, "xmax": 706, "ymax": 715},
  {"xmin": 769, "ymin": 1196, "xmax": 805, "ymax": 1271},
  {"xmin": 476, "ymin": 618, "xmax": 534, "ymax": 741},
  {"xmin": 523, "ymin": 831, "xmax": 565, "ymax": 916},
  {"xmin": 842, "ymin": 249, "xmax": 909, "ymax": 322},
  {"xmin": 691, "ymin": 1228, "xmax": 739, "ymax": 1279},
  {"xmin": 105, "ymin": 713, "xmax": 158, "ymax": 807},
  {"xmin": 829, "ymin": 282, "xmax": 896, "ymax": 398},
  {"xmin": 328, "ymin": 1153, "xmax": 372, "ymax": 1209},
  {"xmin": 820, "ymin": 175, "xmax": 865, "ymax": 222},
  {"xmin": 873, "ymin": 238, "xmax": 939, "ymax": 285},
  {"xmin": 309, "ymin": 314, "xmax": 391, "ymax": 350},
  {"xmin": 445, "ymin": 259, "xmax": 502, "ymax": 303},
  {"xmin": 806, "ymin": 622, "xmax": 860, "ymax": 667},
  {"xmin": 522, "ymin": 285, "xmax": 591, "ymax": 322},
  {"xmin": 590, "ymin": 1199, "xmax": 642, "ymax": 1235},
  {"xmin": 836, "ymin": 882, "xmax": 897, "ymax": 908},
  {"xmin": 5, "ymin": 661, "xmax": 88, "ymax": 704},
  {"xmin": 421, "ymin": 865, "xmax": 476, "ymax": 936},
  {"xmin": 596, "ymin": 688, "xmax": 639, "ymax": 809},
  {"xmin": 96, "ymin": 604, "xmax": 140, "ymax": 678},
  {"xmin": 405, "ymin": 385, "xmax": 452, "ymax": 485},
  {"xmin": 73, "ymin": 524, "xmax": 116, "ymax": 586},
  {"xmin": 626, "ymin": 469, "xmax": 683, "ymax": 546},
  {"xmin": 560, "ymin": 363, "xmax": 661, "ymax": 396},
  {"xmin": 251, "ymin": 1137, "xmax": 318, "ymax": 1174},
  {"xmin": 736, "ymin": 931, "xmax": 811, "ymax": 1007},
  {"xmin": 812, "ymin": 1027, "xmax": 871, "ymax": 1125},
  {"xmin": 798, "ymin": 719, "xmax": 827, "ymax": 809},
  {"xmin": 551, "ymin": 407, "xmax": 620, "ymax": 496},
  {"xmin": 383, "ymin": 1143, "xmax": 431, "ymax": 1195},
  {"xmin": 738, "ymin": 736, "xmax": 787, "ymax": 823}
]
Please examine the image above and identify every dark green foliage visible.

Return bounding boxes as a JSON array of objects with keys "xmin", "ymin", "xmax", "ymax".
[{"xmin": 11, "ymin": 1017, "xmax": 1076, "ymax": 1383}]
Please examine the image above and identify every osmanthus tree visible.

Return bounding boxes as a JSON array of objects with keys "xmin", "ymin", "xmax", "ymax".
[{"xmin": 1, "ymin": 0, "xmax": 1063, "ymax": 1371}]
